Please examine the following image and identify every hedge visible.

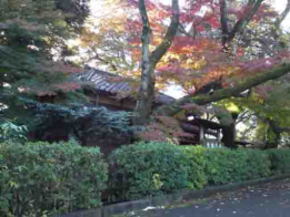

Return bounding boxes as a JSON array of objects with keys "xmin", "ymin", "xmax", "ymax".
[
  {"xmin": 203, "ymin": 148, "xmax": 271, "ymax": 185},
  {"xmin": 0, "ymin": 141, "xmax": 108, "ymax": 217},
  {"xmin": 109, "ymin": 142, "xmax": 290, "ymax": 201},
  {"xmin": 2, "ymin": 140, "xmax": 290, "ymax": 214},
  {"xmin": 109, "ymin": 142, "xmax": 190, "ymax": 201},
  {"xmin": 182, "ymin": 146, "xmax": 207, "ymax": 189},
  {"xmin": 268, "ymin": 149, "xmax": 290, "ymax": 175}
]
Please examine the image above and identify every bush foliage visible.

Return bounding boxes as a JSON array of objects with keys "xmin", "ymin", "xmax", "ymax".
[
  {"xmin": 0, "ymin": 141, "xmax": 108, "ymax": 217},
  {"xmin": 182, "ymin": 146, "xmax": 207, "ymax": 189},
  {"xmin": 1, "ymin": 140, "xmax": 290, "ymax": 215},
  {"xmin": 109, "ymin": 142, "xmax": 290, "ymax": 201},
  {"xmin": 28, "ymin": 102, "xmax": 133, "ymax": 142},
  {"xmin": 268, "ymin": 149, "xmax": 290, "ymax": 175},
  {"xmin": 109, "ymin": 142, "xmax": 190, "ymax": 201},
  {"xmin": 0, "ymin": 121, "xmax": 28, "ymax": 143},
  {"xmin": 203, "ymin": 148, "xmax": 271, "ymax": 185}
]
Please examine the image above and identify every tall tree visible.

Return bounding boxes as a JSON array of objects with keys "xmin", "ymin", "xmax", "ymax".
[
  {"xmin": 0, "ymin": 0, "xmax": 89, "ymax": 122},
  {"xmin": 134, "ymin": 0, "xmax": 180, "ymax": 124},
  {"xmin": 77, "ymin": 0, "xmax": 290, "ymax": 134}
]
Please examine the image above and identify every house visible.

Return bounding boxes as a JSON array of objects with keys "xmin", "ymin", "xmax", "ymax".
[
  {"xmin": 180, "ymin": 117, "xmax": 223, "ymax": 148},
  {"xmin": 77, "ymin": 68, "xmax": 223, "ymax": 148},
  {"xmin": 77, "ymin": 68, "xmax": 175, "ymax": 110}
]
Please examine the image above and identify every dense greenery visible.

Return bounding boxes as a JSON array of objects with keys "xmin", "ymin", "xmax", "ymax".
[
  {"xmin": 109, "ymin": 142, "xmax": 190, "ymax": 201},
  {"xmin": 2, "ymin": 140, "xmax": 290, "ymax": 215},
  {"xmin": 109, "ymin": 142, "xmax": 290, "ymax": 201},
  {"xmin": 0, "ymin": 141, "xmax": 108, "ymax": 217},
  {"xmin": 0, "ymin": 0, "xmax": 90, "ymax": 126},
  {"xmin": 182, "ymin": 146, "xmax": 207, "ymax": 189},
  {"xmin": 1, "ymin": 1, "xmax": 290, "ymax": 216},
  {"xmin": 0, "ymin": 121, "xmax": 28, "ymax": 143},
  {"xmin": 268, "ymin": 149, "xmax": 290, "ymax": 175},
  {"xmin": 203, "ymin": 148, "xmax": 271, "ymax": 185},
  {"xmin": 27, "ymin": 102, "xmax": 133, "ymax": 144}
]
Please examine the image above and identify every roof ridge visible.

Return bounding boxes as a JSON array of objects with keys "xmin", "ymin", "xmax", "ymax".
[{"xmin": 78, "ymin": 68, "xmax": 176, "ymax": 104}]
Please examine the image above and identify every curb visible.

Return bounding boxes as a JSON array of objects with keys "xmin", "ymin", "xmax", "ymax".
[{"xmin": 58, "ymin": 174, "xmax": 290, "ymax": 217}]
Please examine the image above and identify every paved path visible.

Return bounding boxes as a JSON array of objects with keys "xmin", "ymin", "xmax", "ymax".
[{"xmin": 122, "ymin": 179, "xmax": 290, "ymax": 217}]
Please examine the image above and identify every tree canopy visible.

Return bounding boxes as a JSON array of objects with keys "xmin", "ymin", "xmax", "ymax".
[
  {"xmin": 1, "ymin": 0, "xmax": 290, "ymax": 147},
  {"xmin": 0, "ymin": 0, "xmax": 90, "ymax": 121}
]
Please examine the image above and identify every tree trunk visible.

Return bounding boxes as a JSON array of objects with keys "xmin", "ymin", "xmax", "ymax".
[
  {"xmin": 134, "ymin": 66, "xmax": 155, "ymax": 125},
  {"xmin": 221, "ymin": 124, "xmax": 236, "ymax": 148},
  {"xmin": 134, "ymin": 0, "xmax": 179, "ymax": 125},
  {"xmin": 133, "ymin": 0, "xmax": 153, "ymax": 125},
  {"xmin": 264, "ymin": 119, "xmax": 281, "ymax": 149},
  {"xmin": 221, "ymin": 112, "xmax": 238, "ymax": 148}
]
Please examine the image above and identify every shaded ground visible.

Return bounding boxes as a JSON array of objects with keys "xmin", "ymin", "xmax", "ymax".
[{"xmin": 114, "ymin": 178, "xmax": 290, "ymax": 217}]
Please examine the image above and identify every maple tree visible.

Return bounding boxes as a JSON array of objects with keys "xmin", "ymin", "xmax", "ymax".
[
  {"xmin": 75, "ymin": 0, "xmax": 290, "ymax": 146},
  {"xmin": 83, "ymin": 3, "xmax": 288, "ymax": 103},
  {"xmin": 3, "ymin": 0, "xmax": 289, "ymax": 146}
]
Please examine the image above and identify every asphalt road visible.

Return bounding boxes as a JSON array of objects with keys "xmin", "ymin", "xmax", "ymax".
[{"xmin": 124, "ymin": 179, "xmax": 290, "ymax": 217}]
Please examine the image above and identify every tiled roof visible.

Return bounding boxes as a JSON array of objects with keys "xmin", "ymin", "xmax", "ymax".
[{"xmin": 77, "ymin": 68, "xmax": 176, "ymax": 105}]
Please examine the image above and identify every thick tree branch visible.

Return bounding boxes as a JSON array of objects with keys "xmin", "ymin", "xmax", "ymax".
[
  {"xmin": 156, "ymin": 63, "xmax": 290, "ymax": 116},
  {"xmin": 219, "ymin": 0, "xmax": 229, "ymax": 45},
  {"xmin": 178, "ymin": 23, "xmax": 193, "ymax": 38},
  {"xmin": 138, "ymin": 0, "xmax": 152, "ymax": 58},
  {"xmin": 149, "ymin": 0, "xmax": 179, "ymax": 67},
  {"xmin": 226, "ymin": 0, "xmax": 264, "ymax": 44},
  {"xmin": 275, "ymin": 0, "xmax": 290, "ymax": 28}
]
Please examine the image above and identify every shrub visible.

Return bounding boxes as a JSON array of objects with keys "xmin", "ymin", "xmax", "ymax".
[
  {"xmin": 0, "ymin": 121, "xmax": 28, "ymax": 143},
  {"xmin": 267, "ymin": 149, "xmax": 290, "ymax": 175},
  {"xmin": 182, "ymin": 146, "xmax": 207, "ymax": 189},
  {"xmin": 204, "ymin": 148, "xmax": 271, "ymax": 185},
  {"xmin": 0, "ymin": 141, "xmax": 108, "ymax": 217},
  {"xmin": 108, "ymin": 143, "xmax": 281, "ymax": 202},
  {"xmin": 109, "ymin": 142, "xmax": 190, "ymax": 201},
  {"xmin": 29, "ymin": 102, "xmax": 133, "ymax": 143},
  {"xmin": 181, "ymin": 147, "xmax": 271, "ymax": 187}
]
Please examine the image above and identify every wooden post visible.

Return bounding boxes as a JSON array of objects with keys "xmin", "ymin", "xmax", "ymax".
[
  {"xmin": 200, "ymin": 126, "xmax": 205, "ymax": 146},
  {"xmin": 217, "ymin": 129, "xmax": 222, "ymax": 147}
]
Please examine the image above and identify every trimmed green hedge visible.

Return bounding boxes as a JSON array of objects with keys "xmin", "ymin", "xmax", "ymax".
[
  {"xmin": 109, "ymin": 142, "xmax": 190, "ymax": 200},
  {"xmin": 203, "ymin": 148, "xmax": 271, "ymax": 185},
  {"xmin": 268, "ymin": 149, "xmax": 290, "ymax": 175},
  {"xmin": 182, "ymin": 146, "xmax": 207, "ymax": 189},
  {"xmin": 110, "ymin": 142, "xmax": 290, "ymax": 201},
  {"xmin": 0, "ymin": 141, "xmax": 108, "ymax": 217},
  {"xmin": 1, "ymin": 140, "xmax": 290, "ymax": 214}
]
